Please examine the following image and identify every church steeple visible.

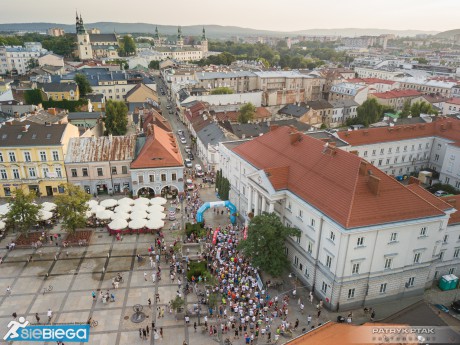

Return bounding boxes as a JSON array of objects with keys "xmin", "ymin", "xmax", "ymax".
[
  {"xmin": 177, "ymin": 26, "xmax": 183, "ymax": 40},
  {"xmin": 76, "ymin": 12, "xmax": 87, "ymax": 35},
  {"xmin": 154, "ymin": 26, "xmax": 160, "ymax": 39},
  {"xmin": 201, "ymin": 27, "xmax": 206, "ymax": 41}
]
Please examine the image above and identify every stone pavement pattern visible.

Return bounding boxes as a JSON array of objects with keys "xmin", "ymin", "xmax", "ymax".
[{"xmin": 1, "ymin": 187, "xmax": 460, "ymax": 345}]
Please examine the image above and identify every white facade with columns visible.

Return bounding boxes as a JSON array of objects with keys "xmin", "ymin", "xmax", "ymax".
[{"xmin": 219, "ymin": 138, "xmax": 460, "ymax": 311}]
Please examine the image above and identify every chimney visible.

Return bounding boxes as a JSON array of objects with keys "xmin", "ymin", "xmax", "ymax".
[
  {"xmin": 22, "ymin": 125, "xmax": 29, "ymax": 132},
  {"xmin": 359, "ymin": 161, "xmax": 368, "ymax": 176},
  {"xmin": 408, "ymin": 176, "xmax": 421, "ymax": 185},
  {"xmin": 147, "ymin": 124, "xmax": 155, "ymax": 137},
  {"xmin": 368, "ymin": 175, "xmax": 381, "ymax": 195},
  {"xmin": 47, "ymin": 108, "xmax": 57, "ymax": 116},
  {"xmin": 45, "ymin": 122, "xmax": 51, "ymax": 126},
  {"xmin": 289, "ymin": 132, "xmax": 302, "ymax": 145},
  {"xmin": 349, "ymin": 150, "xmax": 359, "ymax": 156},
  {"xmin": 270, "ymin": 124, "xmax": 280, "ymax": 132}
]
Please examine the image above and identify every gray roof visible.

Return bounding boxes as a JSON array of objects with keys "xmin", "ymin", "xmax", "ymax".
[
  {"xmin": 305, "ymin": 131, "xmax": 349, "ymax": 147},
  {"xmin": 0, "ymin": 123, "xmax": 69, "ymax": 146},
  {"xmin": 278, "ymin": 104, "xmax": 309, "ymax": 118},
  {"xmin": 196, "ymin": 122, "xmax": 226, "ymax": 147},
  {"xmin": 89, "ymin": 34, "xmax": 118, "ymax": 43},
  {"xmin": 65, "ymin": 135, "xmax": 137, "ymax": 163},
  {"xmin": 86, "ymin": 93, "xmax": 104, "ymax": 103},
  {"xmin": 68, "ymin": 112, "xmax": 104, "ymax": 120},
  {"xmin": 328, "ymin": 99, "xmax": 359, "ymax": 109},
  {"xmin": 196, "ymin": 71, "xmax": 256, "ymax": 80},
  {"xmin": 307, "ymin": 100, "xmax": 333, "ymax": 110},
  {"xmin": 224, "ymin": 119, "xmax": 311, "ymax": 139},
  {"xmin": 40, "ymin": 82, "xmax": 78, "ymax": 93}
]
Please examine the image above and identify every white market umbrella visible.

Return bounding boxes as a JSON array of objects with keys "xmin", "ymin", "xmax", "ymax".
[
  {"xmin": 111, "ymin": 212, "xmax": 130, "ymax": 220},
  {"xmin": 147, "ymin": 212, "xmax": 166, "ymax": 220},
  {"xmin": 147, "ymin": 204, "xmax": 165, "ymax": 213},
  {"xmin": 130, "ymin": 210, "xmax": 148, "ymax": 219},
  {"xmin": 91, "ymin": 205, "xmax": 105, "ymax": 214},
  {"xmin": 129, "ymin": 218, "xmax": 147, "ymax": 230},
  {"xmin": 38, "ymin": 210, "xmax": 53, "ymax": 221},
  {"xmin": 86, "ymin": 200, "xmax": 99, "ymax": 208},
  {"xmin": 117, "ymin": 197, "xmax": 134, "ymax": 206},
  {"xmin": 100, "ymin": 199, "xmax": 118, "ymax": 208},
  {"xmin": 0, "ymin": 203, "xmax": 10, "ymax": 216},
  {"xmin": 0, "ymin": 220, "xmax": 5, "ymax": 230},
  {"xmin": 96, "ymin": 210, "xmax": 114, "ymax": 220},
  {"xmin": 133, "ymin": 197, "xmax": 150, "ymax": 206},
  {"xmin": 85, "ymin": 211, "xmax": 93, "ymax": 218},
  {"xmin": 150, "ymin": 197, "xmax": 167, "ymax": 205},
  {"xmin": 108, "ymin": 218, "xmax": 128, "ymax": 231},
  {"xmin": 41, "ymin": 202, "xmax": 57, "ymax": 212},
  {"xmin": 114, "ymin": 204, "xmax": 132, "ymax": 213},
  {"xmin": 134, "ymin": 203, "xmax": 149, "ymax": 212},
  {"xmin": 146, "ymin": 218, "xmax": 164, "ymax": 230}
]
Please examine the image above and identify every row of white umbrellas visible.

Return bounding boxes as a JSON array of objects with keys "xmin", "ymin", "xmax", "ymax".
[
  {"xmin": 94, "ymin": 197, "xmax": 167, "ymax": 209},
  {"xmin": 0, "ymin": 202, "xmax": 57, "ymax": 216},
  {"xmin": 108, "ymin": 218, "xmax": 165, "ymax": 231}
]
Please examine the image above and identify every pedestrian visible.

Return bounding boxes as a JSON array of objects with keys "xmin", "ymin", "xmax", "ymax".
[
  {"xmin": 148, "ymin": 298, "xmax": 152, "ymax": 308},
  {"xmin": 317, "ymin": 309, "xmax": 321, "ymax": 318},
  {"xmin": 307, "ymin": 315, "xmax": 312, "ymax": 326},
  {"xmin": 319, "ymin": 299, "xmax": 323, "ymax": 309},
  {"xmin": 194, "ymin": 322, "xmax": 197, "ymax": 332},
  {"xmin": 160, "ymin": 327, "xmax": 163, "ymax": 339},
  {"xmin": 6, "ymin": 285, "xmax": 11, "ymax": 295},
  {"xmin": 156, "ymin": 293, "xmax": 160, "ymax": 302},
  {"xmin": 139, "ymin": 328, "xmax": 142, "ymax": 339},
  {"xmin": 47, "ymin": 308, "xmax": 53, "ymax": 323},
  {"xmin": 35, "ymin": 313, "xmax": 40, "ymax": 324},
  {"xmin": 309, "ymin": 291, "xmax": 314, "ymax": 304},
  {"xmin": 144, "ymin": 272, "xmax": 147, "ymax": 281},
  {"xmin": 142, "ymin": 328, "xmax": 147, "ymax": 339},
  {"xmin": 146, "ymin": 325, "xmax": 150, "ymax": 336},
  {"xmin": 300, "ymin": 302, "xmax": 304, "ymax": 314},
  {"xmin": 294, "ymin": 318, "xmax": 299, "ymax": 330},
  {"xmin": 370, "ymin": 310, "xmax": 375, "ymax": 322},
  {"xmin": 92, "ymin": 291, "xmax": 96, "ymax": 302},
  {"xmin": 185, "ymin": 315, "xmax": 190, "ymax": 324}
]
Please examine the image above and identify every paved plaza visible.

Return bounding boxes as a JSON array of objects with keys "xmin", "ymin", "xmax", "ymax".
[{"xmin": 1, "ymin": 187, "xmax": 460, "ymax": 345}]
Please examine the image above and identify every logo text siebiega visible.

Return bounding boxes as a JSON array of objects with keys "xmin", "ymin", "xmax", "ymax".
[{"xmin": 4, "ymin": 323, "xmax": 90, "ymax": 342}]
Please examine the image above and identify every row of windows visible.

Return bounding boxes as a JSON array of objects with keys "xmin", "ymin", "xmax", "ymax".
[
  {"xmin": 71, "ymin": 166, "xmax": 128, "ymax": 177},
  {"xmin": 0, "ymin": 151, "xmax": 59, "ymax": 163},
  {"xmin": 362, "ymin": 143, "xmax": 430, "ymax": 157},
  {"xmin": 0, "ymin": 167, "xmax": 62, "ymax": 179},
  {"xmin": 138, "ymin": 173, "xmax": 177, "ymax": 183}
]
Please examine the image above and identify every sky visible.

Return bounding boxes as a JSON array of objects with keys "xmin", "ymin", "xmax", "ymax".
[{"xmin": 0, "ymin": 0, "xmax": 458, "ymax": 32}]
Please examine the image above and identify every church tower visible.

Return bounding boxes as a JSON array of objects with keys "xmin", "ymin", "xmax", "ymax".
[
  {"xmin": 153, "ymin": 26, "xmax": 162, "ymax": 47},
  {"xmin": 200, "ymin": 27, "xmax": 208, "ymax": 54},
  {"xmin": 176, "ymin": 26, "xmax": 184, "ymax": 48},
  {"xmin": 76, "ymin": 13, "xmax": 93, "ymax": 60}
]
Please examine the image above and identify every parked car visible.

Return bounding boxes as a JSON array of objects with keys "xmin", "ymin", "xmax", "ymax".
[
  {"xmin": 177, "ymin": 130, "xmax": 184, "ymax": 136},
  {"xmin": 166, "ymin": 105, "xmax": 171, "ymax": 109},
  {"xmin": 188, "ymin": 153, "xmax": 194, "ymax": 161},
  {"xmin": 184, "ymin": 146, "xmax": 191, "ymax": 153},
  {"xmin": 185, "ymin": 179, "xmax": 194, "ymax": 190},
  {"xmin": 451, "ymin": 300, "xmax": 460, "ymax": 313},
  {"xmin": 180, "ymin": 137, "xmax": 187, "ymax": 144},
  {"xmin": 434, "ymin": 190, "xmax": 449, "ymax": 197},
  {"xmin": 195, "ymin": 164, "xmax": 204, "ymax": 177},
  {"xmin": 184, "ymin": 159, "xmax": 193, "ymax": 168}
]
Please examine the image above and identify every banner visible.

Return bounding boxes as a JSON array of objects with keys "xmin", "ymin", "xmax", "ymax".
[
  {"xmin": 3, "ymin": 321, "xmax": 90, "ymax": 342},
  {"xmin": 212, "ymin": 227, "xmax": 220, "ymax": 245},
  {"xmin": 243, "ymin": 226, "xmax": 248, "ymax": 240}
]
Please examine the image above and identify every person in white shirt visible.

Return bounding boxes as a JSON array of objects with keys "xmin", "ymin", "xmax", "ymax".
[{"xmin": 47, "ymin": 309, "xmax": 53, "ymax": 322}]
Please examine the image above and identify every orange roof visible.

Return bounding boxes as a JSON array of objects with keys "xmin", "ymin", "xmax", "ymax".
[
  {"xmin": 372, "ymin": 89, "xmax": 421, "ymax": 99},
  {"xmin": 233, "ymin": 126, "xmax": 445, "ymax": 229},
  {"xmin": 264, "ymin": 166, "xmax": 289, "ymax": 189},
  {"xmin": 337, "ymin": 118, "xmax": 460, "ymax": 146},
  {"xmin": 131, "ymin": 124, "xmax": 183, "ymax": 169},
  {"xmin": 446, "ymin": 97, "xmax": 460, "ymax": 105},
  {"xmin": 441, "ymin": 195, "xmax": 460, "ymax": 225},
  {"xmin": 287, "ymin": 322, "xmax": 417, "ymax": 345},
  {"xmin": 406, "ymin": 183, "xmax": 453, "ymax": 212}
]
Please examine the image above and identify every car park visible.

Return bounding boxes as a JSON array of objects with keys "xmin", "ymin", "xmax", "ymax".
[
  {"xmin": 184, "ymin": 159, "xmax": 192, "ymax": 168},
  {"xmin": 180, "ymin": 137, "xmax": 187, "ymax": 144}
]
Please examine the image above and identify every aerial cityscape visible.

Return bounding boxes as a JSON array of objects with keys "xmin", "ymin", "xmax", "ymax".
[{"xmin": 1, "ymin": 1, "xmax": 460, "ymax": 344}]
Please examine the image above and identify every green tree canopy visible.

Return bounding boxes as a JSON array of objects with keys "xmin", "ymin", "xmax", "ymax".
[
  {"xmin": 210, "ymin": 87, "xmax": 234, "ymax": 95},
  {"xmin": 55, "ymin": 184, "xmax": 91, "ymax": 235},
  {"xmin": 350, "ymin": 98, "xmax": 392, "ymax": 127},
  {"xmin": 120, "ymin": 35, "xmax": 136, "ymax": 56},
  {"xmin": 6, "ymin": 189, "xmax": 40, "ymax": 236},
  {"xmin": 410, "ymin": 101, "xmax": 438, "ymax": 117},
  {"xmin": 238, "ymin": 102, "xmax": 256, "ymax": 124},
  {"xmin": 24, "ymin": 89, "xmax": 46, "ymax": 105},
  {"xmin": 400, "ymin": 99, "xmax": 412, "ymax": 118},
  {"xmin": 237, "ymin": 212, "xmax": 301, "ymax": 276},
  {"xmin": 148, "ymin": 60, "xmax": 160, "ymax": 70},
  {"xmin": 74, "ymin": 74, "xmax": 93, "ymax": 97},
  {"xmin": 105, "ymin": 100, "xmax": 128, "ymax": 135}
]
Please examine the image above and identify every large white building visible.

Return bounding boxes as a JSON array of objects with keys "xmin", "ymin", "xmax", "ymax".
[
  {"xmin": 0, "ymin": 44, "xmax": 47, "ymax": 75},
  {"xmin": 337, "ymin": 118, "xmax": 460, "ymax": 189},
  {"xmin": 219, "ymin": 125, "xmax": 459, "ymax": 310}
]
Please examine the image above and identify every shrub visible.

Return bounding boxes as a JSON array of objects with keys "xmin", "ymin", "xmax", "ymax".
[
  {"xmin": 185, "ymin": 222, "xmax": 206, "ymax": 238},
  {"xmin": 187, "ymin": 261, "xmax": 208, "ymax": 281}
]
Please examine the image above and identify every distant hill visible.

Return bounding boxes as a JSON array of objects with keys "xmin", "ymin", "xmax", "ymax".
[
  {"xmin": 0, "ymin": 22, "xmax": 439, "ymax": 38},
  {"xmin": 435, "ymin": 29, "xmax": 460, "ymax": 38}
]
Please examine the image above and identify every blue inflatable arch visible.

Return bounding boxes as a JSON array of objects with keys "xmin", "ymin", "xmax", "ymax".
[{"xmin": 196, "ymin": 200, "xmax": 237, "ymax": 224}]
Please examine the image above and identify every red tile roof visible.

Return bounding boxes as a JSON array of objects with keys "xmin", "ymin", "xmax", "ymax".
[
  {"xmin": 405, "ymin": 183, "xmax": 453, "ymax": 212},
  {"xmin": 337, "ymin": 118, "xmax": 460, "ymax": 146},
  {"xmin": 142, "ymin": 109, "xmax": 171, "ymax": 133},
  {"xmin": 131, "ymin": 125, "xmax": 183, "ymax": 169},
  {"xmin": 233, "ymin": 126, "xmax": 444, "ymax": 229},
  {"xmin": 372, "ymin": 89, "xmax": 421, "ymax": 99},
  {"xmin": 446, "ymin": 97, "xmax": 460, "ymax": 106},
  {"xmin": 348, "ymin": 78, "xmax": 397, "ymax": 85},
  {"xmin": 214, "ymin": 107, "xmax": 271, "ymax": 123},
  {"xmin": 441, "ymin": 195, "xmax": 460, "ymax": 225}
]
